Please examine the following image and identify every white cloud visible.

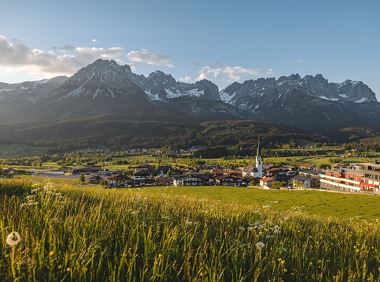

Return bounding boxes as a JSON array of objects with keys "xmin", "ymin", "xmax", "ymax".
[
  {"xmin": 0, "ymin": 35, "xmax": 125, "ymax": 77},
  {"xmin": 196, "ymin": 64, "xmax": 272, "ymax": 87},
  {"xmin": 179, "ymin": 75, "xmax": 193, "ymax": 82},
  {"xmin": 127, "ymin": 49, "xmax": 173, "ymax": 68},
  {"xmin": 92, "ymin": 38, "xmax": 100, "ymax": 44},
  {"xmin": 265, "ymin": 68, "xmax": 274, "ymax": 76}
]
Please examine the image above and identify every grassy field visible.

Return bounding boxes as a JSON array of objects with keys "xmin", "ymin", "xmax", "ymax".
[
  {"xmin": 15, "ymin": 176, "xmax": 380, "ymax": 221},
  {"xmin": 1, "ymin": 177, "xmax": 380, "ymax": 281},
  {"xmin": 133, "ymin": 186, "xmax": 380, "ymax": 221}
]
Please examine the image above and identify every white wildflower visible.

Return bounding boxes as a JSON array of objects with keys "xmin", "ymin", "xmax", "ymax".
[
  {"xmin": 255, "ymin": 241, "xmax": 265, "ymax": 251},
  {"xmin": 6, "ymin": 232, "xmax": 21, "ymax": 247}
]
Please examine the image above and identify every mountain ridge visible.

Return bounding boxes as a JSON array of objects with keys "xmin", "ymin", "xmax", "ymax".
[{"xmin": 0, "ymin": 59, "xmax": 379, "ymax": 131}]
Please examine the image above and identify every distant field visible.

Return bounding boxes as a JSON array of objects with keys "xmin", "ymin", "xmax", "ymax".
[{"xmin": 126, "ymin": 186, "xmax": 380, "ymax": 221}]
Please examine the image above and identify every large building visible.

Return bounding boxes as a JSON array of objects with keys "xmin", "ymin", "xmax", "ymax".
[
  {"xmin": 319, "ymin": 162, "xmax": 380, "ymax": 193},
  {"xmin": 359, "ymin": 162, "xmax": 380, "ymax": 193}
]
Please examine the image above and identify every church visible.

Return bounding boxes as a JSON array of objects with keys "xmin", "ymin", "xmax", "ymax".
[
  {"xmin": 253, "ymin": 140, "xmax": 264, "ymax": 178},
  {"xmin": 242, "ymin": 140, "xmax": 264, "ymax": 178}
]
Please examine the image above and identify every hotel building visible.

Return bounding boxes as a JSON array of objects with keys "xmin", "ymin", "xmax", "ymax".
[{"xmin": 319, "ymin": 161, "xmax": 380, "ymax": 193}]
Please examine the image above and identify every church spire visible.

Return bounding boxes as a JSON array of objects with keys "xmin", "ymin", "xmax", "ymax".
[{"xmin": 256, "ymin": 138, "xmax": 260, "ymax": 157}]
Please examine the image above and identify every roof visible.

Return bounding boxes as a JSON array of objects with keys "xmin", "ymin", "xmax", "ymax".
[
  {"xmin": 293, "ymin": 175, "xmax": 311, "ymax": 182},
  {"xmin": 260, "ymin": 177, "xmax": 275, "ymax": 182}
]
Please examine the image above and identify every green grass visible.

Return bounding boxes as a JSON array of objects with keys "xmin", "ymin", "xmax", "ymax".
[
  {"xmin": 15, "ymin": 176, "xmax": 380, "ymax": 221},
  {"xmin": 131, "ymin": 186, "xmax": 380, "ymax": 221},
  {"xmin": 1, "ymin": 178, "xmax": 380, "ymax": 281}
]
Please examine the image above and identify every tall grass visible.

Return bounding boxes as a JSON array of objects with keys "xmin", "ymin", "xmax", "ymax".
[{"xmin": 0, "ymin": 180, "xmax": 379, "ymax": 281}]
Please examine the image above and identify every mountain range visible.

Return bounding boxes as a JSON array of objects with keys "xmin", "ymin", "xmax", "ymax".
[{"xmin": 0, "ymin": 59, "xmax": 379, "ymax": 147}]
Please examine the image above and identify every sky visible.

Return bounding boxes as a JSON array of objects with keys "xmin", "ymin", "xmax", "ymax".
[{"xmin": 0, "ymin": 0, "xmax": 379, "ymax": 97}]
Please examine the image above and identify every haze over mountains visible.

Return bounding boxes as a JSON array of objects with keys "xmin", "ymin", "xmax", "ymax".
[{"xmin": 0, "ymin": 59, "xmax": 379, "ymax": 146}]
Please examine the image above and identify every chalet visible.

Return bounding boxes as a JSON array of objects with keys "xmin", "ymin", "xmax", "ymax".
[
  {"xmin": 155, "ymin": 166, "xmax": 172, "ymax": 176},
  {"xmin": 170, "ymin": 169, "xmax": 185, "ymax": 178},
  {"xmin": 155, "ymin": 177, "xmax": 174, "ymax": 186},
  {"xmin": 242, "ymin": 166, "xmax": 259, "ymax": 177},
  {"xmin": 133, "ymin": 166, "xmax": 154, "ymax": 177},
  {"xmin": 173, "ymin": 175, "xmax": 202, "ymax": 186},
  {"xmin": 88, "ymin": 175, "xmax": 103, "ymax": 184},
  {"xmin": 214, "ymin": 175, "xmax": 248, "ymax": 187},
  {"xmin": 105, "ymin": 174, "xmax": 130, "ymax": 188},
  {"xmin": 259, "ymin": 177, "xmax": 275, "ymax": 189},
  {"xmin": 0, "ymin": 168, "xmax": 16, "ymax": 179},
  {"xmin": 198, "ymin": 174, "xmax": 215, "ymax": 185},
  {"xmin": 292, "ymin": 175, "xmax": 312, "ymax": 189}
]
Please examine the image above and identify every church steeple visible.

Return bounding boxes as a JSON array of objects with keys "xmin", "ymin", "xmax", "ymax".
[
  {"xmin": 255, "ymin": 138, "xmax": 264, "ymax": 178},
  {"xmin": 256, "ymin": 138, "xmax": 260, "ymax": 157}
]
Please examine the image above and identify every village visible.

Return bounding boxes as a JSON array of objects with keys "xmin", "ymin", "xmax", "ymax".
[
  {"xmin": 3, "ymin": 142, "xmax": 379, "ymax": 195},
  {"xmin": 78, "ymin": 159, "xmax": 380, "ymax": 194}
]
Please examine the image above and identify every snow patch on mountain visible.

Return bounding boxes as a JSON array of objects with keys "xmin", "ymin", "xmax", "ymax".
[
  {"xmin": 319, "ymin": 96, "xmax": 338, "ymax": 101},
  {"xmin": 219, "ymin": 91, "xmax": 236, "ymax": 103},
  {"xmin": 145, "ymin": 89, "xmax": 162, "ymax": 101},
  {"xmin": 165, "ymin": 88, "xmax": 204, "ymax": 99},
  {"xmin": 355, "ymin": 97, "xmax": 368, "ymax": 103}
]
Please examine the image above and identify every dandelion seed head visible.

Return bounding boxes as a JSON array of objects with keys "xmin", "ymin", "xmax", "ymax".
[
  {"xmin": 6, "ymin": 231, "xmax": 21, "ymax": 246},
  {"xmin": 255, "ymin": 241, "xmax": 265, "ymax": 251}
]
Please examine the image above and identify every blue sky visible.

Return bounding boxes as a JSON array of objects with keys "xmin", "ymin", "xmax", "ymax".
[{"xmin": 0, "ymin": 0, "xmax": 379, "ymax": 97}]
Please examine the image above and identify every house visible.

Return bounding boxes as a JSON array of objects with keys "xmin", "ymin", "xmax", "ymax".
[
  {"xmin": 155, "ymin": 177, "xmax": 174, "ymax": 186},
  {"xmin": 88, "ymin": 175, "xmax": 103, "ymax": 184},
  {"xmin": 103, "ymin": 174, "xmax": 130, "ymax": 188},
  {"xmin": 133, "ymin": 167, "xmax": 154, "ymax": 178},
  {"xmin": 198, "ymin": 174, "xmax": 215, "ymax": 185},
  {"xmin": 0, "ymin": 168, "xmax": 16, "ymax": 179},
  {"xmin": 214, "ymin": 175, "xmax": 248, "ymax": 187},
  {"xmin": 173, "ymin": 175, "xmax": 202, "ymax": 186},
  {"xmin": 259, "ymin": 177, "xmax": 275, "ymax": 189},
  {"xmin": 155, "ymin": 165, "xmax": 172, "ymax": 176},
  {"xmin": 242, "ymin": 166, "xmax": 258, "ymax": 177},
  {"xmin": 292, "ymin": 175, "xmax": 312, "ymax": 189}
]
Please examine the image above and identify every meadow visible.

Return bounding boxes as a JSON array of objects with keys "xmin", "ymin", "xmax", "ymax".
[{"xmin": 1, "ymin": 178, "xmax": 379, "ymax": 281}]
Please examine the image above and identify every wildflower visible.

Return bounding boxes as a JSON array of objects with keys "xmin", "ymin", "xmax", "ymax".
[
  {"xmin": 49, "ymin": 251, "xmax": 54, "ymax": 257},
  {"xmin": 6, "ymin": 232, "xmax": 21, "ymax": 247},
  {"xmin": 255, "ymin": 241, "xmax": 265, "ymax": 251},
  {"xmin": 273, "ymin": 225, "xmax": 281, "ymax": 234},
  {"xmin": 185, "ymin": 220, "xmax": 193, "ymax": 225}
]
